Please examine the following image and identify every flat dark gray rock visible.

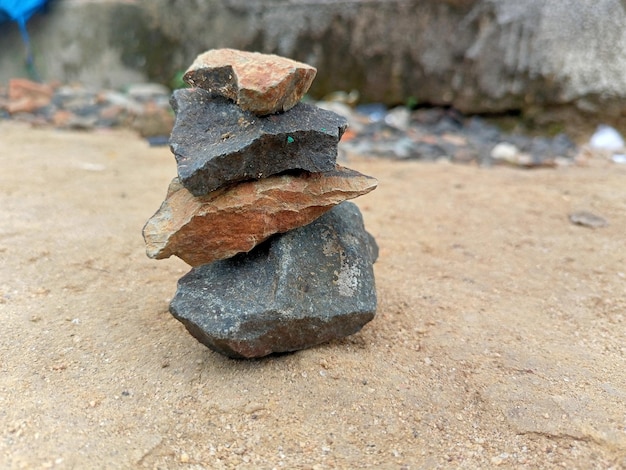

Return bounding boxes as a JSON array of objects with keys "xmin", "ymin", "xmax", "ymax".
[
  {"xmin": 170, "ymin": 88, "xmax": 347, "ymax": 196},
  {"xmin": 169, "ymin": 202, "xmax": 378, "ymax": 358}
]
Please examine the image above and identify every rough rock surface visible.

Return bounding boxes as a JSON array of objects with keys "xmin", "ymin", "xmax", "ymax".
[
  {"xmin": 169, "ymin": 202, "xmax": 378, "ymax": 359},
  {"xmin": 143, "ymin": 167, "xmax": 378, "ymax": 266},
  {"xmin": 170, "ymin": 88, "xmax": 347, "ymax": 196},
  {"xmin": 183, "ymin": 48, "xmax": 317, "ymax": 116}
]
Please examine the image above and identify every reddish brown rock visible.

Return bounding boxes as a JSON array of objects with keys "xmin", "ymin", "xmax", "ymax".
[
  {"xmin": 143, "ymin": 166, "xmax": 377, "ymax": 266},
  {"xmin": 183, "ymin": 48, "xmax": 317, "ymax": 116},
  {"xmin": 5, "ymin": 78, "xmax": 53, "ymax": 114}
]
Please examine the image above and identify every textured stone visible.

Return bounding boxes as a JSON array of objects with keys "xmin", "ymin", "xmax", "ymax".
[
  {"xmin": 142, "ymin": 166, "xmax": 377, "ymax": 266},
  {"xmin": 169, "ymin": 202, "xmax": 378, "ymax": 359},
  {"xmin": 183, "ymin": 48, "xmax": 317, "ymax": 116},
  {"xmin": 170, "ymin": 87, "xmax": 347, "ymax": 196}
]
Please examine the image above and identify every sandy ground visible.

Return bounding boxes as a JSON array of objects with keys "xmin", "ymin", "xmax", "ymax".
[{"xmin": 1, "ymin": 121, "xmax": 625, "ymax": 469}]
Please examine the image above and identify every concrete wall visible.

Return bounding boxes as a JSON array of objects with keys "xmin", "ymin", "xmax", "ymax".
[{"xmin": 2, "ymin": 0, "xmax": 626, "ymax": 128}]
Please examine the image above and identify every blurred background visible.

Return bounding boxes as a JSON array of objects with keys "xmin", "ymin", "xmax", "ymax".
[{"xmin": 2, "ymin": 0, "xmax": 626, "ymax": 159}]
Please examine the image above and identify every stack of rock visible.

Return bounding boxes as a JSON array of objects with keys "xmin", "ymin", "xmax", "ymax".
[{"xmin": 143, "ymin": 49, "xmax": 379, "ymax": 359}]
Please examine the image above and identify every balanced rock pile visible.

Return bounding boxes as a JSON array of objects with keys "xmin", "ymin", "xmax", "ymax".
[{"xmin": 143, "ymin": 49, "xmax": 379, "ymax": 359}]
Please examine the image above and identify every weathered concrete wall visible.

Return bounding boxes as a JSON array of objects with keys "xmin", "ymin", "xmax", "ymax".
[
  {"xmin": 141, "ymin": 0, "xmax": 476, "ymax": 105},
  {"xmin": 2, "ymin": 0, "xmax": 626, "ymax": 125},
  {"xmin": 0, "ymin": 0, "xmax": 173, "ymax": 89},
  {"xmin": 143, "ymin": 0, "xmax": 626, "ymax": 118}
]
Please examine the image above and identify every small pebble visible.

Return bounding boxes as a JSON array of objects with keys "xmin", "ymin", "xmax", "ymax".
[{"xmin": 568, "ymin": 211, "xmax": 608, "ymax": 228}]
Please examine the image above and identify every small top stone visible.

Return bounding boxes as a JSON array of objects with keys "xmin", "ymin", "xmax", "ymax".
[{"xmin": 183, "ymin": 48, "xmax": 317, "ymax": 116}]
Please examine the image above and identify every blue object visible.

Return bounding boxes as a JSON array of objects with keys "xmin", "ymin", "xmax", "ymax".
[{"xmin": 0, "ymin": 0, "xmax": 51, "ymax": 79}]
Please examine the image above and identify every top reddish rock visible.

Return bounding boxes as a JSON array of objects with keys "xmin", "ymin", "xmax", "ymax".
[{"xmin": 183, "ymin": 48, "xmax": 317, "ymax": 116}]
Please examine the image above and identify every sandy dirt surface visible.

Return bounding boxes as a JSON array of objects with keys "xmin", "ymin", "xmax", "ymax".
[{"xmin": 1, "ymin": 121, "xmax": 625, "ymax": 469}]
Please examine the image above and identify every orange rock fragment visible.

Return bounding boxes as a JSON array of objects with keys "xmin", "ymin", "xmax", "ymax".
[
  {"xmin": 143, "ymin": 166, "xmax": 377, "ymax": 266},
  {"xmin": 6, "ymin": 78, "xmax": 53, "ymax": 114}
]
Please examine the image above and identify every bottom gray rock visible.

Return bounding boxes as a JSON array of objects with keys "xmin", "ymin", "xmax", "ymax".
[{"xmin": 169, "ymin": 202, "xmax": 378, "ymax": 358}]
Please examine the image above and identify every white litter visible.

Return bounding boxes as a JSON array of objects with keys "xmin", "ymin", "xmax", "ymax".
[{"xmin": 589, "ymin": 125, "xmax": 625, "ymax": 151}]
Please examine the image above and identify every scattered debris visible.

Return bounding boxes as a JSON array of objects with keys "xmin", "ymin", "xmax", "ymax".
[
  {"xmin": 338, "ymin": 107, "xmax": 579, "ymax": 167},
  {"xmin": 0, "ymin": 78, "xmax": 173, "ymax": 142},
  {"xmin": 0, "ymin": 79, "xmax": 592, "ymax": 167}
]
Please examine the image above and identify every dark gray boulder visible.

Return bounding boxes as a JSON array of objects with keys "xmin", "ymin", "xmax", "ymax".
[
  {"xmin": 170, "ymin": 88, "xmax": 347, "ymax": 196},
  {"xmin": 169, "ymin": 202, "xmax": 378, "ymax": 359}
]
